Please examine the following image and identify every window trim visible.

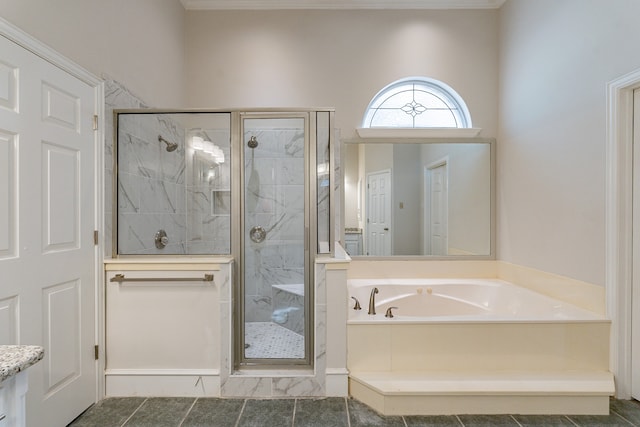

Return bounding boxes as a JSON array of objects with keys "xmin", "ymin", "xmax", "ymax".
[{"xmin": 359, "ymin": 77, "xmax": 480, "ymax": 137}]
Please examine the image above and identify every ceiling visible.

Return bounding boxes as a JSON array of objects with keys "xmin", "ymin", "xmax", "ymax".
[{"xmin": 180, "ymin": 0, "xmax": 506, "ymax": 10}]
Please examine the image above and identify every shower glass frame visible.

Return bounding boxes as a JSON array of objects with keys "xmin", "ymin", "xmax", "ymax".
[
  {"xmin": 112, "ymin": 108, "xmax": 335, "ymax": 370},
  {"xmin": 234, "ymin": 112, "xmax": 316, "ymax": 369}
]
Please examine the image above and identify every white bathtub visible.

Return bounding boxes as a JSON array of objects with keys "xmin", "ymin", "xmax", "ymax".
[
  {"xmin": 346, "ymin": 278, "xmax": 613, "ymax": 416},
  {"xmin": 347, "ymin": 278, "xmax": 605, "ymax": 323}
]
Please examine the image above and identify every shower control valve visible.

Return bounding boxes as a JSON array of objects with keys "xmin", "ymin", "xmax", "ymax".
[
  {"xmin": 155, "ymin": 229, "xmax": 169, "ymax": 249},
  {"xmin": 249, "ymin": 225, "xmax": 267, "ymax": 243}
]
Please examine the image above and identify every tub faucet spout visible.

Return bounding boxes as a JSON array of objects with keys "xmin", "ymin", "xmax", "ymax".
[{"xmin": 368, "ymin": 287, "xmax": 379, "ymax": 315}]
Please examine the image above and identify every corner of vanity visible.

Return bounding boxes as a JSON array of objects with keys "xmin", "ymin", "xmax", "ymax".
[{"xmin": 0, "ymin": 345, "xmax": 45, "ymax": 427}]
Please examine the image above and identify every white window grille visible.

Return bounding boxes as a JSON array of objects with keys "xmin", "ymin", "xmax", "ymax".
[{"xmin": 362, "ymin": 77, "xmax": 472, "ymax": 129}]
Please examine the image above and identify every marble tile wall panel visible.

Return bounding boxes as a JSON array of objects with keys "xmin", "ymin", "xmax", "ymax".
[
  {"xmin": 186, "ymin": 128, "xmax": 231, "ymax": 254},
  {"xmin": 243, "ymin": 129, "xmax": 306, "ymax": 322},
  {"xmin": 105, "ymin": 79, "xmax": 189, "ymax": 255},
  {"xmin": 219, "ymin": 264, "xmax": 329, "ymax": 398},
  {"xmin": 104, "ymin": 79, "xmax": 148, "ymax": 256},
  {"xmin": 117, "ymin": 113, "xmax": 187, "ymax": 254}
]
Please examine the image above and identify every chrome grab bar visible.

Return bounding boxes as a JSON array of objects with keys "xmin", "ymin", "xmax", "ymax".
[{"xmin": 109, "ymin": 273, "xmax": 214, "ymax": 283}]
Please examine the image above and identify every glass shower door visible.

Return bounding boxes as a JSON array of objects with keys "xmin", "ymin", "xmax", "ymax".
[{"xmin": 240, "ymin": 115, "xmax": 311, "ymax": 365}]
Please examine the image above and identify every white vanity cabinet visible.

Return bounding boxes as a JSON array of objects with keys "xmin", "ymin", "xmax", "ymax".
[
  {"xmin": 104, "ymin": 259, "xmax": 232, "ymax": 397},
  {"xmin": 0, "ymin": 346, "xmax": 44, "ymax": 427},
  {"xmin": 0, "ymin": 371, "xmax": 26, "ymax": 427}
]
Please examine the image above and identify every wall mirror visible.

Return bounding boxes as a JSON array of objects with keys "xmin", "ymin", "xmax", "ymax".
[{"xmin": 342, "ymin": 139, "xmax": 495, "ymax": 259}]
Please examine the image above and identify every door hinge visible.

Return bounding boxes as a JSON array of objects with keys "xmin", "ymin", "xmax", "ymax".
[
  {"xmin": 94, "ymin": 345, "xmax": 99, "ymax": 360},
  {"xmin": 93, "ymin": 230, "xmax": 99, "ymax": 245},
  {"xmin": 92, "ymin": 115, "xmax": 98, "ymax": 131}
]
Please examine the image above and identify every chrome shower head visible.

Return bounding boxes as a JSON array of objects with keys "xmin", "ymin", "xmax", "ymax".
[{"xmin": 158, "ymin": 135, "xmax": 178, "ymax": 152}]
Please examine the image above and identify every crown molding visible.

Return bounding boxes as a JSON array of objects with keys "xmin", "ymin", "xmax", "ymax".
[{"xmin": 180, "ymin": 0, "xmax": 506, "ymax": 10}]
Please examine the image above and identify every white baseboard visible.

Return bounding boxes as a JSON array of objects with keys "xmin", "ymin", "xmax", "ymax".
[
  {"xmin": 325, "ymin": 369, "xmax": 349, "ymax": 396},
  {"xmin": 105, "ymin": 369, "xmax": 220, "ymax": 397}
]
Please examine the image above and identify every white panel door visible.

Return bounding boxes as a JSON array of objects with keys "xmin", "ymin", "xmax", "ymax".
[
  {"xmin": 632, "ymin": 87, "xmax": 640, "ymax": 400},
  {"xmin": 429, "ymin": 163, "xmax": 448, "ymax": 256},
  {"xmin": 366, "ymin": 170, "xmax": 391, "ymax": 256},
  {"xmin": 0, "ymin": 35, "xmax": 96, "ymax": 427}
]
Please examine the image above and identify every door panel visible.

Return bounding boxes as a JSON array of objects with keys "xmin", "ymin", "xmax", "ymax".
[
  {"xmin": 0, "ymin": 130, "xmax": 17, "ymax": 259},
  {"xmin": 0, "ymin": 34, "xmax": 96, "ymax": 427},
  {"xmin": 366, "ymin": 170, "xmax": 391, "ymax": 256},
  {"xmin": 430, "ymin": 163, "xmax": 448, "ymax": 256},
  {"xmin": 43, "ymin": 142, "xmax": 80, "ymax": 251}
]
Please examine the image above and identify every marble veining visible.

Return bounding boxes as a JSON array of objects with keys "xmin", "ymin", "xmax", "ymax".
[{"xmin": 0, "ymin": 345, "xmax": 44, "ymax": 383}]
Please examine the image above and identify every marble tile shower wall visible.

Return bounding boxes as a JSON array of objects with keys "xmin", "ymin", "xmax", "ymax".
[
  {"xmin": 244, "ymin": 128, "xmax": 306, "ymax": 323},
  {"xmin": 117, "ymin": 114, "xmax": 187, "ymax": 254},
  {"xmin": 104, "ymin": 79, "xmax": 341, "ymax": 257},
  {"xmin": 186, "ymin": 129, "xmax": 231, "ymax": 255},
  {"xmin": 105, "ymin": 79, "xmax": 147, "ymax": 256},
  {"xmin": 105, "ymin": 80, "xmax": 230, "ymax": 255}
]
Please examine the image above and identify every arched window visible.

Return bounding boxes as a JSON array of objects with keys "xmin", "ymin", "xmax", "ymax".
[{"xmin": 362, "ymin": 77, "xmax": 472, "ymax": 129}]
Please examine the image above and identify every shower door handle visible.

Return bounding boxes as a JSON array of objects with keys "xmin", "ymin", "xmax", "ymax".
[{"xmin": 249, "ymin": 225, "xmax": 267, "ymax": 243}]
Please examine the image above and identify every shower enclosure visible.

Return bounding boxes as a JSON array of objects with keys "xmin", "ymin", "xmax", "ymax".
[{"xmin": 114, "ymin": 109, "xmax": 334, "ymax": 369}]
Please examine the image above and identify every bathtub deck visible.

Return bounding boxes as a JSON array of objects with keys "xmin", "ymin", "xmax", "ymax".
[{"xmin": 349, "ymin": 370, "xmax": 615, "ymax": 416}]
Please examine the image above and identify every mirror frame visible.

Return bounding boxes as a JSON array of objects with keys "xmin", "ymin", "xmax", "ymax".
[{"xmin": 341, "ymin": 136, "xmax": 496, "ymax": 260}]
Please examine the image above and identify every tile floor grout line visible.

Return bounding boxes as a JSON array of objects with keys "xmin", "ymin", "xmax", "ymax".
[
  {"xmin": 611, "ymin": 409, "xmax": 638, "ymax": 426},
  {"xmin": 564, "ymin": 414, "xmax": 580, "ymax": 427},
  {"xmin": 344, "ymin": 397, "xmax": 352, "ymax": 427},
  {"xmin": 292, "ymin": 398, "xmax": 297, "ymax": 427},
  {"xmin": 120, "ymin": 397, "xmax": 148, "ymax": 427},
  {"xmin": 177, "ymin": 397, "xmax": 198, "ymax": 427},
  {"xmin": 234, "ymin": 399, "xmax": 248, "ymax": 427}
]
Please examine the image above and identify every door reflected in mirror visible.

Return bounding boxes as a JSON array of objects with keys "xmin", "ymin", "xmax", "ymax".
[{"xmin": 343, "ymin": 142, "xmax": 493, "ymax": 257}]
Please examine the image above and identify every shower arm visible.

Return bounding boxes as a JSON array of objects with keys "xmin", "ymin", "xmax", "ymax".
[{"xmin": 158, "ymin": 135, "xmax": 178, "ymax": 152}]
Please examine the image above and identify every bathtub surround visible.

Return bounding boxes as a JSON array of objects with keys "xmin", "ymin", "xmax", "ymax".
[
  {"xmin": 345, "ymin": 262, "xmax": 613, "ymax": 415},
  {"xmin": 496, "ymin": 261, "xmax": 606, "ymax": 315},
  {"xmin": 347, "ymin": 259, "xmax": 605, "ymax": 314}
]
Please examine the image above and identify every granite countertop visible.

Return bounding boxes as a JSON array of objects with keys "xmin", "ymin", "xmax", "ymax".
[{"xmin": 0, "ymin": 345, "xmax": 45, "ymax": 384}]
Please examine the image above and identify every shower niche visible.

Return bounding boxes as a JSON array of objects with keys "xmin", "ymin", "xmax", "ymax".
[{"xmin": 113, "ymin": 109, "xmax": 334, "ymax": 369}]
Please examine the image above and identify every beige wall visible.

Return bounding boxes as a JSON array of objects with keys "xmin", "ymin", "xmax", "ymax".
[
  {"xmin": 8, "ymin": 1, "xmax": 633, "ymax": 288},
  {"xmin": 184, "ymin": 9, "xmax": 499, "ymax": 139},
  {"xmin": 498, "ymin": 0, "xmax": 640, "ymax": 286},
  {"xmin": 0, "ymin": 0, "xmax": 186, "ymax": 107}
]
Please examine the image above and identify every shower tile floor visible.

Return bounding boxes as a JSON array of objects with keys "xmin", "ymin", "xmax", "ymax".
[
  {"xmin": 67, "ymin": 397, "xmax": 640, "ymax": 427},
  {"xmin": 244, "ymin": 322, "xmax": 304, "ymax": 359}
]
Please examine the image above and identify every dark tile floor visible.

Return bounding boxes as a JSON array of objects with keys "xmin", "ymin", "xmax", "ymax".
[{"xmin": 67, "ymin": 397, "xmax": 640, "ymax": 427}]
